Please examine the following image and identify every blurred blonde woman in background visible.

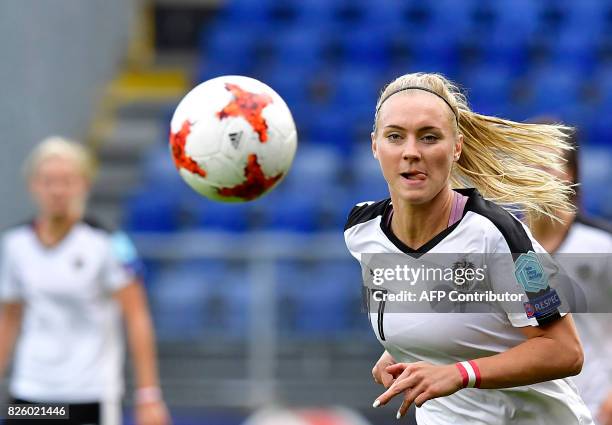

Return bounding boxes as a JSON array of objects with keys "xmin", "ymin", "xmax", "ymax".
[{"xmin": 0, "ymin": 137, "xmax": 170, "ymax": 425}]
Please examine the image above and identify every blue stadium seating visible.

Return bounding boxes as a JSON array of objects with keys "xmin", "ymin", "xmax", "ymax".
[
  {"xmin": 461, "ymin": 65, "xmax": 514, "ymax": 116},
  {"xmin": 526, "ymin": 66, "xmax": 583, "ymax": 117},
  {"xmin": 274, "ymin": 28, "xmax": 326, "ymax": 70}
]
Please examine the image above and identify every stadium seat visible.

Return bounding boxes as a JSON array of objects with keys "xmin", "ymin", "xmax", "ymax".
[
  {"xmin": 263, "ymin": 65, "xmax": 313, "ymax": 108},
  {"xmin": 206, "ymin": 266, "xmax": 250, "ymax": 337},
  {"xmin": 276, "ymin": 260, "xmax": 346, "ymax": 336},
  {"xmin": 199, "ymin": 27, "xmax": 262, "ymax": 75},
  {"xmin": 292, "ymin": 0, "xmax": 337, "ymax": 27},
  {"xmin": 308, "ymin": 107, "xmax": 354, "ymax": 153},
  {"xmin": 124, "ymin": 189, "xmax": 181, "ymax": 233},
  {"xmin": 561, "ymin": 0, "xmax": 608, "ymax": 36},
  {"xmin": 408, "ymin": 30, "xmax": 460, "ymax": 77},
  {"xmin": 547, "ymin": 30, "xmax": 597, "ymax": 74},
  {"xmin": 477, "ymin": 31, "xmax": 529, "ymax": 75},
  {"xmin": 460, "ymin": 65, "xmax": 514, "ymax": 116},
  {"xmin": 487, "ymin": 0, "xmax": 541, "ymax": 37},
  {"xmin": 268, "ymin": 27, "xmax": 326, "ymax": 70},
  {"xmin": 140, "ymin": 144, "xmax": 179, "ymax": 187},
  {"xmin": 148, "ymin": 261, "xmax": 226, "ymax": 340},
  {"xmin": 283, "ymin": 144, "xmax": 343, "ymax": 190},
  {"xmin": 526, "ymin": 66, "xmax": 583, "ymax": 116},
  {"xmin": 257, "ymin": 189, "xmax": 321, "ymax": 232},
  {"xmin": 328, "ymin": 66, "xmax": 380, "ymax": 111},
  {"xmin": 360, "ymin": 0, "xmax": 406, "ymax": 29},
  {"xmin": 217, "ymin": 0, "xmax": 275, "ymax": 24},
  {"xmin": 339, "ymin": 28, "xmax": 391, "ymax": 69},
  {"xmin": 196, "ymin": 200, "xmax": 251, "ymax": 232}
]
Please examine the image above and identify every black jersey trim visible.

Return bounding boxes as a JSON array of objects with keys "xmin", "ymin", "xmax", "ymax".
[
  {"xmin": 463, "ymin": 188, "xmax": 534, "ymax": 255},
  {"xmin": 575, "ymin": 214, "xmax": 612, "ymax": 235},
  {"xmin": 381, "ymin": 208, "xmax": 463, "ymax": 258},
  {"xmin": 344, "ymin": 199, "xmax": 390, "ymax": 231}
]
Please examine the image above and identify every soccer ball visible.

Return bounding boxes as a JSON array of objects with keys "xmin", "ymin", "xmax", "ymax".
[{"xmin": 169, "ymin": 75, "xmax": 297, "ymax": 202}]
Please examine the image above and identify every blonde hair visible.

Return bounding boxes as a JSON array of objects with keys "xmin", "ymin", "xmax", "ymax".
[
  {"xmin": 373, "ymin": 72, "xmax": 575, "ymax": 223},
  {"xmin": 24, "ymin": 136, "xmax": 96, "ymax": 181}
]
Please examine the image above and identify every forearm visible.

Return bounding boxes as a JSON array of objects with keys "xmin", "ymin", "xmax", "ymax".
[
  {"xmin": 125, "ymin": 310, "xmax": 160, "ymax": 389},
  {"xmin": 0, "ymin": 304, "xmax": 22, "ymax": 379},
  {"xmin": 473, "ymin": 335, "xmax": 583, "ymax": 389}
]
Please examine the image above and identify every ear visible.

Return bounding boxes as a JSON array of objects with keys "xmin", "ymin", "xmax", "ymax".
[
  {"xmin": 454, "ymin": 133, "xmax": 463, "ymax": 161},
  {"xmin": 371, "ymin": 132, "xmax": 378, "ymax": 159}
]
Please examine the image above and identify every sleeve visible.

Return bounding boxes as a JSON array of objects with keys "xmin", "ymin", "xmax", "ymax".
[
  {"xmin": 0, "ymin": 236, "xmax": 23, "ymax": 302},
  {"xmin": 344, "ymin": 203, "xmax": 368, "ymax": 262},
  {"xmin": 101, "ymin": 232, "xmax": 140, "ymax": 293},
  {"xmin": 488, "ymin": 232, "xmax": 566, "ymax": 328}
]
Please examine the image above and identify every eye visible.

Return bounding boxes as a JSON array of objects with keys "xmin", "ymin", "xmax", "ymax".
[
  {"xmin": 421, "ymin": 134, "xmax": 439, "ymax": 143},
  {"xmin": 386, "ymin": 133, "xmax": 402, "ymax": 142}
]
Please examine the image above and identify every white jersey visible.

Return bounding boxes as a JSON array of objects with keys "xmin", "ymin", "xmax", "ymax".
[
  {"xmin": 344, "ymin": 188, "xmax": 593, "ymax": 425},
  {"xmin": 0, "ymin": 220, "xmax": 135, "ymax": 402},
  {"xmin": 556, "ymin": 216, "xmax": 612, "ymax": 418}
]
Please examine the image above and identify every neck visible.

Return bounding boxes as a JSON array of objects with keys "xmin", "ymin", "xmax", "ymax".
[
  {"xmin": 390, "ymin": 187, "xmax": 455, "ymax": 249},
  {"xmin": 36, "ymin": 213, "xmax": 79, "ymax": 246},
  {"xmin": 530, "ymin": 209, "xmax": 575, "ymax": 253}
]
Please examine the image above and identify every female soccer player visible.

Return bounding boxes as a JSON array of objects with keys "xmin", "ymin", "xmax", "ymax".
[
  {"xmin": 530, "ymin": 132, "xmax": 612, "ymax": 425},
  {"xmin": 344, "ymin": 73, "xmax": 593, "ymax": 424},
  {"xmin": 0, "ymin": 137, "xmax": 170, "ymax": 425}
]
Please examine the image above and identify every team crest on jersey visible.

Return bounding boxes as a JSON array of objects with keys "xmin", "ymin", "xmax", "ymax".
[
  {"xmin": 452, "ymin": 259, "xmax": 476, "ymax": 290},
  {"xmin": 514, "ymin": 251, "xmax": 548, "ymax": 293}
]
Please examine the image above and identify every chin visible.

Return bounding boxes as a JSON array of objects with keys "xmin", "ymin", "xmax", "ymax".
[
  {"xmin": 395, "ymin": 188, "xmax": 434, "ymax": 205},
  {"xmin": 44, "ymin": 207, "xmax": 71, "ymax": 220}
]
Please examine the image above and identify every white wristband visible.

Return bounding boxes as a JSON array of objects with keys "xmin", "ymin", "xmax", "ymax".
[{"xmin": 135, "ymin": 386, "xmax": 162, "ymax": 404}]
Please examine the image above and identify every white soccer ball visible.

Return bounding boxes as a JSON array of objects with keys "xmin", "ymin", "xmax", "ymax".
[{"xmin": 169, "ymin": 75, "xmax": 297, "ymax": 202}]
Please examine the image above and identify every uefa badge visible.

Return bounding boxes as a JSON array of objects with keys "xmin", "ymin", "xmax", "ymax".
[{"xmin": 514, "ymin": 251, "xmax": 549, "ymax": 293}]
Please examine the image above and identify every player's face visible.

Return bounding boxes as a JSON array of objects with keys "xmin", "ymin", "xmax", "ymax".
[
  {"xmin": 372, "ymin": 91, "xmax": 462, "ymax": 204},
  {"xmin": 29, "ymin": 156, "xmax": 90, "ymax": 219}
]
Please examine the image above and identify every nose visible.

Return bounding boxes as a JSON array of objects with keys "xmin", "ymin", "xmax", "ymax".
[{"xmin": 402, "ymin": 138, "xmax": 421, "ymax": 161}]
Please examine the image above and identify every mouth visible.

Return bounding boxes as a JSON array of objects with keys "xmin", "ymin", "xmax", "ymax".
[{"xmin": 400, "ymin": 171, "xmax": 427, "ymax": 181}]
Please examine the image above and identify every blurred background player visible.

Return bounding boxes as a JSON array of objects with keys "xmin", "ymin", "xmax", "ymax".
[
  {"xmin": 529, "ymin": 124, "xmax": 612, "ymax": 425},
  {"xmin": 0, "ymin": 137, "xmax": 170, "ymax": 425}
]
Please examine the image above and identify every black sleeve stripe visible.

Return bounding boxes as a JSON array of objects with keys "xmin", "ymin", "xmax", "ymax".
[
  {"xmin": 575, "ymin": 214, "xmax": 612, "ymax": 235},
  {"xmin": 344, "ymin": 199, "xmax": 390, "ymax": 232}
]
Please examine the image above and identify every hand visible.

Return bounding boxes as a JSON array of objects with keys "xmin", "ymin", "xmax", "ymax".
[
  {"xmin": 135, "ymin": 400, "xmax": 171, "ymax": 425},
  {"xmin": 373, "ymin": 362, "xmax": 463, "ymax": 419},
  {"xmin": 598, "ymin": 390, "xmax": 612, "ymax": 425},
  {"xmin": 372, "ymin": 351, "xmax": 397, "ymax": 388}
]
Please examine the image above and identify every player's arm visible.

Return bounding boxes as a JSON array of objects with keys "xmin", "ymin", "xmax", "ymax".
[
  {"xmin": 374, "ymin": 314, "xmax": 583, "ymax": 418},
  {"xmin": 114, "ymin": 281, "xmax": 171, "ymax": 425},
  {"xmin": 475, "ymin": 314, "xmax": 583, "ymax": 387},
  {"xmin": 0, "ymin": 302, "xmax": 23, "ymax": 379}
]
